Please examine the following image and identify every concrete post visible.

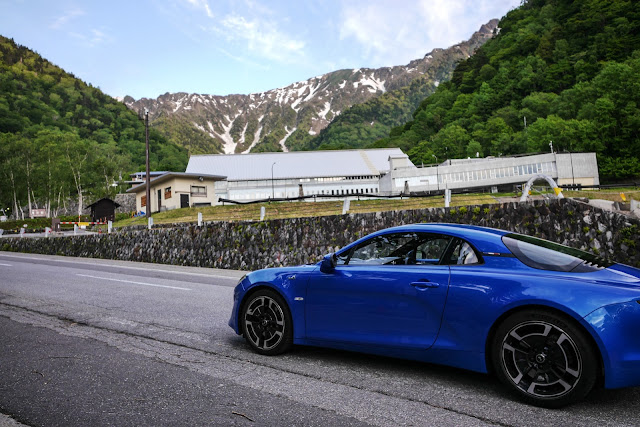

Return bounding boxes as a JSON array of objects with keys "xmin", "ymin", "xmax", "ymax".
[
  {"xmin": 107, "ymin": 221, "xmax": 113, "ymax": 234},
  {"xmin": 342, "ymin": 199, "xmax": 350, "ymax": 214},
  {"xmin": 45, "ymin": 227, "xmax": 51, "ymax": 237},
  {"xmin": 73, "ymin": 224, "xmax": 78, "ymax": 235},
  {"xmin": 148, "ymin": 217, "xmax": 154, "ymax": 230},
  {"xmin": 260, "ymin": 206, "xmax": 266, "ymax": 221},
  {"xmin": 198, "ymin": 212, "xmax": 202, "ymax": 227},
  {"xmin": 445, "ymin": 189, "xmax": 451, "ymax": 208},
  {"xmin": 20, "ymin": 228, "xmax": 25, "ymax": 238}
]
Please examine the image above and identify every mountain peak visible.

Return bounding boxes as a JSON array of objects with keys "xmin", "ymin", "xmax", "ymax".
[{"xmin": 123, "ymin": 20, "xmax": 498, "ymax": 155}]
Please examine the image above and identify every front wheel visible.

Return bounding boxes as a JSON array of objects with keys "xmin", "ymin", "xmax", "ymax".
[
  {"xmin": 241, "ymin": 289, "xmax": 293, "ymax": 355},
  {"xmin": 492, "ymin": 309, "xmax": 598, "ymax": 408}
]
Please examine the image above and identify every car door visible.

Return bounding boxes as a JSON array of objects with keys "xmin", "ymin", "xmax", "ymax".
[{"xmin": 305, "ymin": 232, "xmax": 452, "ymax": 349}]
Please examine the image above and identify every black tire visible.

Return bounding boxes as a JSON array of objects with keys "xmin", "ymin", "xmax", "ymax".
[
  {"xmin": 491, "ymin": 309, "xmax": 598, "ymax": 408},
  {"xmin": 241, "ymin": 289, "xmax": 293, "ymax": 356}
]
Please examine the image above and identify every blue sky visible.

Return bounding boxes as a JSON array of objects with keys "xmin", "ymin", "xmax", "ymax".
[{"xmin": 1, "ymin": 0, "xmax": 521, "ymax": 100}]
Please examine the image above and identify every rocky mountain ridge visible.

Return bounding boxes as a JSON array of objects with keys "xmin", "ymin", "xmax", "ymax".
[{"xmin": 124, "ymin": 20, "xmax": 498, "ymax": 155}]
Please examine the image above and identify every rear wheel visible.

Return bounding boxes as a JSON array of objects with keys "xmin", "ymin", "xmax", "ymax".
[
  {"xmin": 492, "ymin": 309, "xmax": 598, "ymax": 408},
  {"xmin": 241, "ymin": 289, "xmax": 293, "ymax": 355}
]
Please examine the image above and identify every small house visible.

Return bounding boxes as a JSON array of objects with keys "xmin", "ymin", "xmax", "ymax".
[
  {"xmin": 126, "ymin": 172, "xmax": 226, "ymax": 214},
  {"xmin": 86, "ymin": 198, "xmax": 121, "ymax": 222}
]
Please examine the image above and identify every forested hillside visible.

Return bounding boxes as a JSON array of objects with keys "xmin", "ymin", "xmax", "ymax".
[
  {"xmin": 0, "ymin": 36, "xmax": 188, "ymax": 218},
  {"xmin": 375, "ymin": 0, "xmax": 640, "ymax": 181}
]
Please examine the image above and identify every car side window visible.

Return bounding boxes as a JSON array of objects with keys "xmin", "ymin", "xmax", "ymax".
[
  {"xmin": 446, "ymin": 239, "xmax": 481, "ymax": 265},
  {"xmin": 415, "ymin": 238, "xmax": 451, "ymax": 264},
  {"xmin": 338, "ymin": 232, "xmax": 452, "ymax": 266}
]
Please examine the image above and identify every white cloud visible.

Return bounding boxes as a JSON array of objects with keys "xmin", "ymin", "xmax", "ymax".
[
  {"xmin": 339, "ymin": 0, "xmax": 519, "ymax": 66},
  {"xmin": 184, "ymin": 0, "xmax": 214, "ymax": 18},
  {"xmin": 216, "ymin": 46, "xmax": 270, "ymax": 70},
  {"xmin": 218, "ymin": 14, "xmax": 305, "ymax": 63},
  {"xmin": 68, "ymin": 28, "xmax": 113, "ymax": 48},
  {"xmin": 50, "ymin": 9, "xmax": 85, "ymax": 30}
]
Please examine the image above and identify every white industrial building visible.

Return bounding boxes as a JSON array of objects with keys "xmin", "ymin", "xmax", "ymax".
[
  {"xmin": 183, "ymin": 149, "xmax": 599, "ymax": 205},
  {"xmin": 186, "ymin": 149, "xmax": 401, "ymax": 202},
  {"xmin": 382, "ymin": 152, "xmax": 599, "ymax": 194}
]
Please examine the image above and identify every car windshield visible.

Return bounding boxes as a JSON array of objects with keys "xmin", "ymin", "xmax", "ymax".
[{"xmin": 502, "ymin": 233, "xmax": 613, "ymax": 272}]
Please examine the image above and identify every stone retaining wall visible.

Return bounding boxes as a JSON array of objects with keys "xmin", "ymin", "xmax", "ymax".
[{"xmin": 2, "ymin": 199, "xmax": 639, "ymax": 270}]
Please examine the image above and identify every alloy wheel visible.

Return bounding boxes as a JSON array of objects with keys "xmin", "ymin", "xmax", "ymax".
[
  {"xmin": 500, "ymin": 320, "xmax": 582, "ymax": 398},
  {"xmin": 243, "ymin": 295, "xmax": 286, "ymax": 351}
]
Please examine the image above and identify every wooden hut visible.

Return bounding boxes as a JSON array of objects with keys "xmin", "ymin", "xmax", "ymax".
[{"xmin": 86, "ymin": 198, "xmax": 121, "ymax": 222}]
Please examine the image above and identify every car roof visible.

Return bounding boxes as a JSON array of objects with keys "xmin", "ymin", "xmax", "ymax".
[{"xmin": 368, "ymin": 223, "xmax": 510, "ymax": 254}]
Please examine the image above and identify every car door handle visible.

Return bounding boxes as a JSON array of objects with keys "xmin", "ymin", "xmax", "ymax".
[{"xmin": 411, "ymin": 281, "xmax": 440, "ymax": 289}]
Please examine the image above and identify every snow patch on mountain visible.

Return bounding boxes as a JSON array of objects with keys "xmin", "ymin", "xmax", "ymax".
[
  {"xmin": 360, "ymin": 74, "xmax": 386, "ymax": 93},
  {"xmin": 291, "ymin": 97, "xmax": 303, "ymax": 112},
  {"xmin": 303, "ymin": 81, "xmax": 321, "ymax": 102},
  {"xmin": 243, "ymin": 125, "xmax": 263, "ymax": 153},
  {"xmin": 279, "ymin": 127, "xmax": 296, "ymax": 152},
  {"xmin": 216, "ymin": 116, "xmax": 236, "ymax": 154},
  {"xmin": 319, "ymin": 102, "xmax": 331, "ymax": 119}
]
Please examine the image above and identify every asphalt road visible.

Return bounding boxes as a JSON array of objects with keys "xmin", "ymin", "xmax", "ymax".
[{"xmin": 0, "ymin": 252, "xmax": 639, "ymax": 426}]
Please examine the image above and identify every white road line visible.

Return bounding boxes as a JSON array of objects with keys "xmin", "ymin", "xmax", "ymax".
[
  {"xmin": 0, "ymin": 263, "xmax": 11, "ymax": 266},
  {"xmin": 0, "ymin": 253, "xmax": 241, "ymax": 280},
  {"xmin": 77, "ymin": 274, "xmax": 191, "ymax": 291}
]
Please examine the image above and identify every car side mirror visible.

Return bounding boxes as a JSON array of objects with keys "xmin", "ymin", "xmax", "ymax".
[{"xmin": 320, "ymin": 253, "xmax": 337, "ymax": 273}]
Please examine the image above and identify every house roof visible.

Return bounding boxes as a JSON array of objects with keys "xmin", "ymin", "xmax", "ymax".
[
  {"xmin": 126, "ymin": 172, "xmax": 226, "ymax": 193},
  {"xmin": 185, "ymin": 148, "xmax": 409, "ymax": 181},
  {"xmin": 129, "ymin": 171, "xmax": 168, "ymax": 178},
  {"xmin": 86, "ymin": 197, "xmax": 121, "ymax": 209}
]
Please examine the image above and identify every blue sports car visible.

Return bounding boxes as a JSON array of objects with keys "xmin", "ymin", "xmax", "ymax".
[{"xmin": 229, "ymin": 223, "xmax": 640, "ymax": 407}]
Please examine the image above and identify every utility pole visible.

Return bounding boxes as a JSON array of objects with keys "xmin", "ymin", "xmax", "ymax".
[
  {"xmin": 144, "ymin": 110, "xmax": 151, "ymax": 219},
  {"xmin": 432, "ymin": 154, "xmax": 439, "ymax": 192}
]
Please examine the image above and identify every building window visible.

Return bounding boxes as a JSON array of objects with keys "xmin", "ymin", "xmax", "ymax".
[
  {"xmin": 191, "ymin": 185, "xmax": 207, "ymax": 197},
  {"xmin": 164, "ymin": 187, "xmax": 172, "ymax": 199}
]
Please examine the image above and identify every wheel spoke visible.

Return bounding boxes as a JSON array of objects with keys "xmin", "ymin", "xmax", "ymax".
[
  {"xmin": 565, "ymin": 367, "xmax": 579, "ymax": 377},
  {"xmin": 556, "ymin": 333, "xmax": 567, "ymax": 345},
  {"xmin": 245, "ymin": 314, "xmax": 260, "ymax": 323},
  {"xmin": 504, "ymin": 342, "xmax": 528, "ymax": 354}
]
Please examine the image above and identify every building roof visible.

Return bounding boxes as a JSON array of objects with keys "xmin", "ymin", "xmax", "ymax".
[
  {"xmin": 185, "ymin": 148, "xmax": 409, "ymax": 181},
  {"xmin": 126, "ymin": 172, "xmax": 227, "ymax": 193},
  {"xmin": 129, "ymin": 171, "xmax": 168, "ymax": 178},
  {"xmin": 86, "ymin": 197, "xmax": 121, "ymax": 209}
]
